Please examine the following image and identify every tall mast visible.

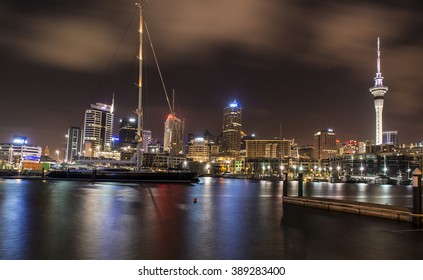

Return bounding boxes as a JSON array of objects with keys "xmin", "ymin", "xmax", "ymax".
[{"xmin": 135, "ymin": 2, "xmax": 144, "ymax": 170}]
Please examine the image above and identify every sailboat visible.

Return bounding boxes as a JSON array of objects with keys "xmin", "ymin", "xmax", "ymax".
[{"xmin": 47, "ymin": 2, "xmax": 198, "ymax": 183}]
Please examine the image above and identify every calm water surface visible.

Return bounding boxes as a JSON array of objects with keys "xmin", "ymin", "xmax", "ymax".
[{"xmin": 0, "ymin": 178, "xmax": 421, "ymax": 260}]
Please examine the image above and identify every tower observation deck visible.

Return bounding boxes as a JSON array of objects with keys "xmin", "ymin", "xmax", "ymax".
[{"xmin": 369, "ymin": 37, "xmax": 388, "ymax": 145}]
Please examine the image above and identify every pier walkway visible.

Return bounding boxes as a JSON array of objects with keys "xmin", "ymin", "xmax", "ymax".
[{"xmin": 283, "ymin": 196, "xmax": 422, "ymax": 224}]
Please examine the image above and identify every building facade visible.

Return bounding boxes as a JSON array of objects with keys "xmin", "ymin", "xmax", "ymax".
[
  {"xmin": 187, "ymin": 137, "xmax": 210, "ymax": 163},
  {"xmin": 143, "ymin": 130, "xmax": 152, "ymax": 152},
  {"xmin": 0, "ymin": 143, "xmax": 42, "ymax": 169},
  {"xmin": 246, "ymin": 139, "xmax": 291, "ymax": 159},
  {"xmin": 65, "ymin": 127, "xmax": 82, "ymax": 163},
  {"xmin": 383, "ymin": 130, "xmax": 398, "ymax": 146},
  {"xmin": 163, "ymin": 114, "xmax": 184, "ymax": 156},
  {"xmin": 313, "ymin": 129, "xmax": 337, "ymax": 160},
  {"xmin": 222, "ymin": 100, "xmax": 242, "ymax": 156},
  {"xmin": 118, "ymin": 118, "xmax": 137, "ymax": 160},
  {"xmin": 83, "ymin": 101, "xmax": 114, "ymax": 157},
  {"xmin": 119, "ymin": 118, "xmax": 137, "ymax": 148}
]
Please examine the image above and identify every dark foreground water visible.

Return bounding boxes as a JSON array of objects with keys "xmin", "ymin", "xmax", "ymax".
[{"xmin": 0, "ymin": 178, "xmax": 422, "ymax": 260}]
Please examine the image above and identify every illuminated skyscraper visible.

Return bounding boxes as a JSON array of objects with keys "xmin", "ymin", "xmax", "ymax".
[
  {"xmin": 369, "ymin": 37, "xmax": 388, "ymax": 145},
  {"xmin": 142, "ymin": 130, "xmax": 152, "ymax": 152},
  {"xmin": 313, "ymin": 129, "xmax": 337, "ymax": 160},
  {"xmin": 163, "ymin": 114, "xmax": 184, "ymax": 156},
  {"xmin": 119, "ymin": 118, "xmax": 137, "ymax": 148},
  {"xmin": 83, "ymin": 99, "xmax": 114, "ymax": 156},
  {"xmin": 222, "ymin": 100, "xmax": 242, "ymax": 156},
  {"xmin": 118, "ymin": 118, "xmax": 137, "ymax": 160}
]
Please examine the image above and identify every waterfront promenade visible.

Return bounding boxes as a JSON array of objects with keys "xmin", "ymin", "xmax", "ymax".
[
  {"xmin": 281, "ymin": 179, "xmax": 422, "ymax": 224},
  {"xmin": 0, "ymin": 177, "xmax": 422, "ymax": 259}
]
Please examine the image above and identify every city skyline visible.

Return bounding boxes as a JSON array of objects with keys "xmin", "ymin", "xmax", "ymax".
[{"xmin": 0, "ymin": 0, "xmax": 422, "ymax": 152}]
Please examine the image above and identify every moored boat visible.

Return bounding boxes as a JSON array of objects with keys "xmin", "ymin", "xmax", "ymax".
[
  {"xmin": 45, "ymin": 3, "xmax": 198, "ymax": 184},
  {"xmin": 46, "ymin": 168, "xmax": 198, "ymax": 183}
]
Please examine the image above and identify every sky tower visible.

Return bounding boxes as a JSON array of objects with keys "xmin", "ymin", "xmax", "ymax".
[{"xmin": 369, "ymin": 37, "xmax": 388, "ymax": 145}]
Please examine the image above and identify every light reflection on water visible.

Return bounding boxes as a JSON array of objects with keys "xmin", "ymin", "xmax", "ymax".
[{"xmin": 0, "ymin": 178, "xmax": 419, "ymax": 260}]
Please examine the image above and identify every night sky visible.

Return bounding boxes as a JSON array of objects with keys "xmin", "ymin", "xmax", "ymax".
[{"xmin": 0, "ymin": 0, "xmax": 422, "ymax": 153}]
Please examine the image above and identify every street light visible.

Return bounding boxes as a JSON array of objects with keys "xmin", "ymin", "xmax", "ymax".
[{"xmin": 55, "ymin": 150, "xmax": 60, "ymax": 162}]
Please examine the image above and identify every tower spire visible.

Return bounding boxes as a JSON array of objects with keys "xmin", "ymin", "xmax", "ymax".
[
  {"xmin": 377, "ymin": 37, "xmax": 381, "ymax": 74},
  {"xmin": 374, "ymin": 36, "xmax": 384, "ymax": 87}
]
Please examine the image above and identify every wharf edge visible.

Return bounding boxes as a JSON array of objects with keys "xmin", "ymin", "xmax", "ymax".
[{"xmin": 283, "ymin": 196, "xmax": 423, "ymax": 224}]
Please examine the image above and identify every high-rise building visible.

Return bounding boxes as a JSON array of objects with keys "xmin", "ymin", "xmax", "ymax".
[
  {"xmin": 118, "ymin": 118, "xmax": 137, "ymax": 160},
  {"xmin": 163, "ymin": 114, "xmax": 184, "ymax": 155},
  {"xmin": 65, "ymin": 127, "xmax": 81, "ymax": 163},
  {"xmin": 245, "ymin": 139, "xmax": 291, "ymax": 159},
  {"xmin": 119, "ymin": 118, "xmax": 137, "ymax": 148},
  {"xmin": 83, "ymin": 99, "xmax": 114, "ymax": 157},
  {"xmin": 241, "ymin": 133, "xmax": 255, "ymax": 151},
  {"xmin": 142, "ymin": 130, "xmax": 152, "ymax": 152},
  {"xmin": 383, "ymin": 130, "xmax": 398, "ymax": 146},
  {"xmin": 222, "ymin": 100, "xmax": 242, "ymax": 156},
  {"xmin": 313, "ymin": 129, "xmax": 337, "ymax": 160},
  {"xmin": 187, "ymin": 137, "xmax": 210, "ymax": 162},
  {"xmin": 369, "ymin": 37, "xmax": 388, "ymax": 145}
]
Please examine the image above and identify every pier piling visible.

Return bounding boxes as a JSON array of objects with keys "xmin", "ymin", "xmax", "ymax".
[
  {"xmin": 298, "ymin": 172, "xmax": 303, "ymax": 197},
  {"xmin": 412, "ymin": 168, "xmax": 422, "ymax": 227},
  {"xmin": 283, "ymin": 172, "xmax": 288, "ymax": 197}
]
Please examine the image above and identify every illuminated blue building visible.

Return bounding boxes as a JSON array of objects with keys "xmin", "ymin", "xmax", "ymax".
[{"xmin": 0, "ymin": 136, "xmax": 42, "ymax": 169}]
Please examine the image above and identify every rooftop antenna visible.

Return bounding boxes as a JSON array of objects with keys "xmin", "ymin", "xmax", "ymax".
[{"xmin": 374, "ymin": 36, "xmax": 384, "ymax": 87}]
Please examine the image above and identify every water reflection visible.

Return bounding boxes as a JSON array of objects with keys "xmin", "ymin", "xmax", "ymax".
[
  {"xmin": 298, "ymin": 182, "xmax": 413, "ymax": 207},
  {"xmin": 0, "ymin": 178, "xmax": 419, "ymax": 260}
]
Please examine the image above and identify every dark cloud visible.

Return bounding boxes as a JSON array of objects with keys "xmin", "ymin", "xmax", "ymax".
[{"xmin": 0, "ymin": 0, "xmax": 422, "ymax": 151}]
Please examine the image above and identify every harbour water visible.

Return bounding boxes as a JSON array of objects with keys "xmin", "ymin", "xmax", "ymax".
[{"xmin": 0, "ymin": 177, "xmax": 422, "ymax": 260}]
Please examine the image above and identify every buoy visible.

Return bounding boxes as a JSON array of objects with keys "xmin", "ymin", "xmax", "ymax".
[{"xmin": 193, "ymin": 197, "xmax": 197, "ymax": 203}]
